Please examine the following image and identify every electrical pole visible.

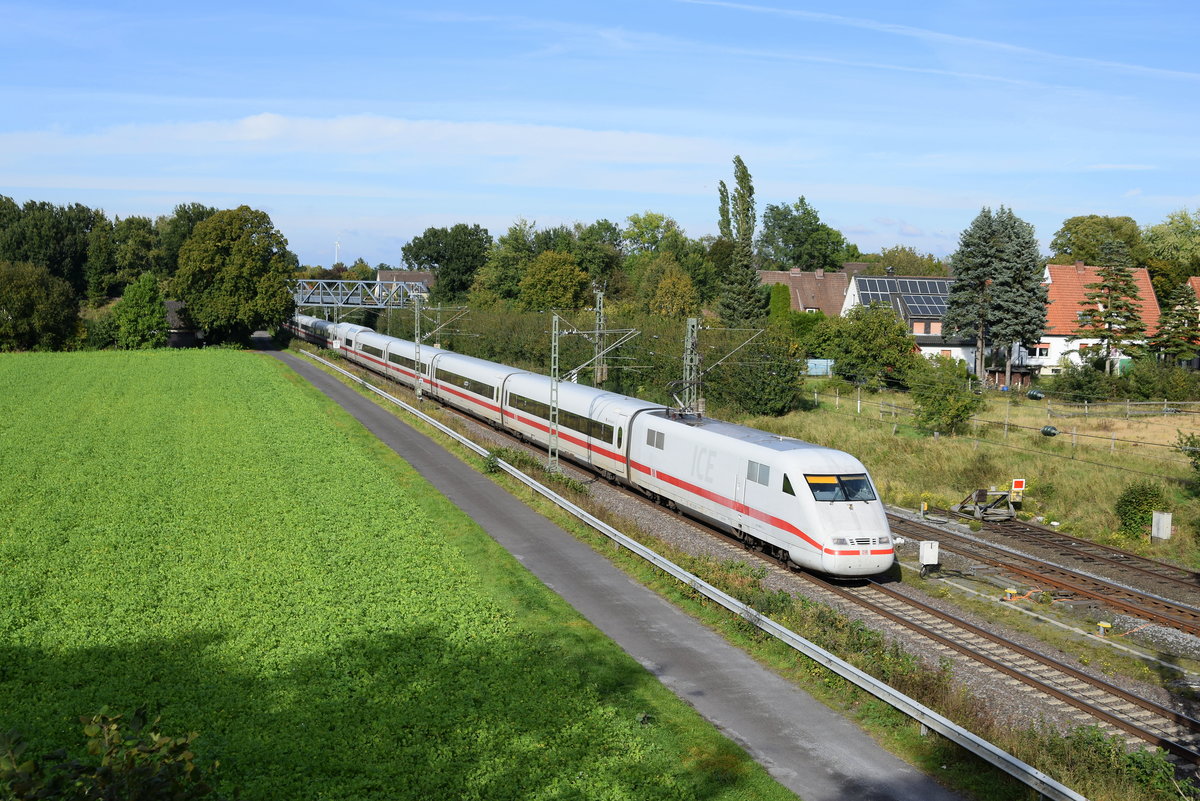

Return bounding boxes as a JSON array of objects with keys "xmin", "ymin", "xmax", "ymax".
[
  {"xmin": 414, "ymin": 296, "xmax": 423, "ymax": 401},
  {"xmin": 549, "ymin": 314, "xmax": 561, "ymax": 473},
  {"xmin": 681, "ymin": 317, "xmax": 700, "ymax": 415}
]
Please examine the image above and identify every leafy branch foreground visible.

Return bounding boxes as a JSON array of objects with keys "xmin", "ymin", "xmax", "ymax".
[{"xmin": 2, "ymin": 709, "xmax": 224, "ymax": 801}]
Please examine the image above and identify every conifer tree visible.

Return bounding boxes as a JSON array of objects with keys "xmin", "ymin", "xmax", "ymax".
[
  {"xmin": 987, "ymin": 207, "xmax": 1047, "ymax": 385},
  {"xmin": 944, "ymin": 206, "xmax": 1046, "ymax": 381},
  {"xmin": 943, "ymin": 208, "xmax": 1000, "ymax": 377},
  {"xmin": 1074, "ymin": 238, "xmax": 1146, "ymax": 374},
  {"xmin": 1151, "ymin": 282, "xmax": 1200, "ymax": 364},
  {"xmin": 717, "ymin": 155, "xmax": 765, "ymax": 326}
]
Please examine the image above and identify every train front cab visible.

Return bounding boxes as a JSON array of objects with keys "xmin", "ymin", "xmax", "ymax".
[{"xmin": 802, "ymin": 473, "xmax": 895, "ymax": 576}]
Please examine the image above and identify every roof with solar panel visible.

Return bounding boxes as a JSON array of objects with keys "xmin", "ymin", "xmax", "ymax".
[{"xmin": 852, "ymin": 276, "xmax": 954, "ymax": 319}]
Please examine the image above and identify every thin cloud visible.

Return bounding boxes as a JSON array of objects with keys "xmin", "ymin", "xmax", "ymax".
[
  {"xmin": 0, "ymin": 113, "xmax": 736, "ymax": 166},
  {"xmin": 679, "ymin": 0, "xmax": 1200, "ymax": 82},
  {"xmin": 1085, "ymin": 164, "xmax": 1157, "ymax": 171}
]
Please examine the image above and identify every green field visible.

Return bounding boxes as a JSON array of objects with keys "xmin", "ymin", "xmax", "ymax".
[{"xmin": 0, "ymin": 350, "xmax": 793, "ymax": 800}]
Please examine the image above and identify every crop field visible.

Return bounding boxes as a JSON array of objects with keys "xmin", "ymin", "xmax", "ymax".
[{"xmin": 0, "ymin": 350, "xmax": 792, "ymax": 801}]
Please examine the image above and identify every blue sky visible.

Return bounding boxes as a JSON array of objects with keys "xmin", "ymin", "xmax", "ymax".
[{"xmin": 2, "ymin": 1, "xmax": 1198, "ymax": 267}]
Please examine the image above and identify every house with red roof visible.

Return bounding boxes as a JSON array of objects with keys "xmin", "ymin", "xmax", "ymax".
[
  {"xmin": 1033, "ymin": 261, "xmax": 1160, "ymax": 374},
  {"xmin": 756, "ymin": 268, "xmax": 850, "ymax": 317}
]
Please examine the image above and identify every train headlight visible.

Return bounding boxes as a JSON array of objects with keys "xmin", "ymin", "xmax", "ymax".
[
  {"xmin": 830, "ymin": 537, "xmax": 849, "ymax": 546},
  {"xmin": 877, "ymin": 535, "xmax": 891, "ymax": 545}
]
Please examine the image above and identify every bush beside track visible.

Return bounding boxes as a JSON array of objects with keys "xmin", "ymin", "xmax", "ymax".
[{"xmin": 0, "ymin": 350, "xmax": 792, "ymax": 801}]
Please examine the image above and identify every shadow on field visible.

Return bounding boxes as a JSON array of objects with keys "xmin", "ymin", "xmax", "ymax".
[{"xmin": 0, "ymin": 622, "xmax": 756, "ymax": 801}]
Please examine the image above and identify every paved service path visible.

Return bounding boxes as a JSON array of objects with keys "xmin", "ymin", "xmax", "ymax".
[{"xmin": 272, "ymin": 351, "xmax": 966, "ymax": 801}]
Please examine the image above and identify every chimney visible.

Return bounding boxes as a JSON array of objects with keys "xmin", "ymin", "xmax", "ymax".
[
  {"xmin": 815, "ymin": 269, "xmax": 824, "ymax": 279},
  {"xmin": 1075, "ymin": 260, "xmax": 1085, "ymax": 273}
]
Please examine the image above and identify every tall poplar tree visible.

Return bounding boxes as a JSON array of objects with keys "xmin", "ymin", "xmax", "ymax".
[
  {"xmin": 1074, "ymin": 238, "xmax": 1146, "ymax": 374},
  {"xmin": 717, "ymin": 155, "xmax": 765, "ymax": 326},
  {"xmin": 717, "ymin": 181, "xmax": 732, "ymax": 240}
]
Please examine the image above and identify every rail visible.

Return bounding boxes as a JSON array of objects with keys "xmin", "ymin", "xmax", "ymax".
[{"xmin": 298, "ymin": 348, "xmax": 1087, "ymax": 801}]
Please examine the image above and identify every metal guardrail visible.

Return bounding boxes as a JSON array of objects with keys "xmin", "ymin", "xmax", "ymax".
[{"xmin": 298, "ymin": 349, "xmax": 1088, "ymax": 801}]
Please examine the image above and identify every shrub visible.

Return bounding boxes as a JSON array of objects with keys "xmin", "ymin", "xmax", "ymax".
[
  {"xmin": 1, "ymin": 709, "xmax": 224, "ymax": 801},
  {"xmin": 1113, "ymin": 481, "xmax": 1169, "ymax": 538},
  {"xmin": 907, "ymin": 355, "xmax": 984, "ymax": 435}
]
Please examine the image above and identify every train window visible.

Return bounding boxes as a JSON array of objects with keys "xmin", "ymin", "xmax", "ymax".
[
  {"xmin": 840, "ymin": 474, "xmax": 876, "ymax": 501},
  {"xmin": 617, "ymin": 428, "xmax": 623, "ymax": 449},
  {"xmin": 389, "ymin": 352, "xmax": 416, "ymax": 370},
  {"xmin": 646, "ymin": 429, "xmax": 664, "ymax": 449},
  {"xmin": 804, "ymin": 474, "xmax": 876, "ymax": 502},
  {"xmin": 510, "ymin": 393, "xmax": 550, "ymax": 420},
  {"xmin": 362, "ymin": 344, "xmax": 383, "ymax": 358},
  {"xmin": 436, "ymin": 367, "xmax": 496, "ymax": 400},
  {"xmin": 782, "ymin": 474, "xmax": 795, "ymax": 496},
  {"xmin": 747, "ymin": 461, "xmax": 770, "ymax": 485}
]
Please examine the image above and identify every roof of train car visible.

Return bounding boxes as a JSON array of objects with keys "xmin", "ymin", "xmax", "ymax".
[
  {"xmin": 650, "ymin": 412, "xmax": 834, "ymax": 453},
  {"xmin": 505, "ymin": 372, "xmax": 663, "ymax": 412},
  {"xmin": 433, "ymin": 349, "xmax": 532, "ymax": 379}
]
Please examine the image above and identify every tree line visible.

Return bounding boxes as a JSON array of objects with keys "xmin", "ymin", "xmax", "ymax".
[
  {"xmin": 5, "ymin": 155, "xmax": 1200, "ymax": 420},
  {"xmin": 0, "ymin": 198, "xmax": 296, "ymax": 349}
]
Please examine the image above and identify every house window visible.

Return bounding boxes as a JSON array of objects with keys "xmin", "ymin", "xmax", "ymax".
[
  {"xmin": 1026, "ymin": 344, "xmax": 1050, "ymax": 359},
  {"xmin": 940, "ymin": 350, "xmax": 951, "ymax": 358},
  {"xmin": 923, "ymin": 321, "xmax": 932, "ymax": 334},
  {"xmin": 804, "ymin": 307, "xmax": 819, "ymax": 313}
]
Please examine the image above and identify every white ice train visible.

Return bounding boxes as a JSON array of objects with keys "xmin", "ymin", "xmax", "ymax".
[{"xmin": 286, "ymin": 313, "xmax": 896, "ymax": 577}]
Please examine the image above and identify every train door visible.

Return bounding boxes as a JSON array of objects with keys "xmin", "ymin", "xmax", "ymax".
[{"xmin": 608, "ymin": 410, "xmax": 629, "ymax": 475}]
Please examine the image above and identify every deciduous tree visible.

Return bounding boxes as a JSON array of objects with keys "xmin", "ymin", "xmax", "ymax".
[
  {"xmin": 112, "ymin": 272, "xmax": 168, "ymax": 349},
  {"xmin": 756, "ymin": 196, "xmax": 847, "ymax": 272},
  {"xmin": 154, "ymin": 203, "xmax": 218, "ymax": 276},
  {"xmin": 1051, "ymin": 215, "xmax": 1145, "ymax": 267},
  {"xmin": 648, "ymin": 262, "xmax": 700, "ymax": 318},
  {"xmin": 173, "ymin": 206, "xmax": 296, "ymax": 345},
  {"xmin": 828, "ymin": 303, "xmax": 918, "ymax": 388},
  {"xmin": 907, "ymin": 355, "xmax": 984, "ymax": 434},
  {"xmin": 1143, "ymin": 208, "xmax": 1200, "ymax": 296},
  {"xmin": 517, "ymin": 250, "xmax": 588, "ymax": 311},
  {"xmin": 401, "ymin": 223, "xmax": 492, "ymax": 302},
  {"xmin": 0, "ymin": 260, "xmax": 78, "ymax": 351}
]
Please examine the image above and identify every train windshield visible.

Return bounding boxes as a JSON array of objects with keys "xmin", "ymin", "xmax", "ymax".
[{"xmin": 804, "ymin": 474, "xmax": 876, "ymax": 502}]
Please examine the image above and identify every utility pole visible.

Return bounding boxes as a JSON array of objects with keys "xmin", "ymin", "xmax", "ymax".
[
  {"xmin": 549, "ymin": 314, "xmax": 561, "ymax": 473},
  {"xmin": 681, "ymin": 317, "xmax": 700, "ymax": 415},
  {"xmin": 594, "ymin": 290, "xmax": 606, "ymax": 385},
  {"xmin": 414, "ymin": 296, "xmax": 423, "ymax": 401}
]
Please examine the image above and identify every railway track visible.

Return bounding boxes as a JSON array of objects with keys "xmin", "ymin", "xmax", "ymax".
[
  {"xmin": 889, "ymin": 514, "xmax": 1200, "ymax": 639},
  {"xmin": 325, "ymin": 354, "xmax": 1200, "ymax": 764},
  {"xmin": 795, "ymin": 573, "xmax": 1200, "ymax": 764},
  {"xmin": 973, "ymin": 515, "xmax": 1200, "ymax": 607}
]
